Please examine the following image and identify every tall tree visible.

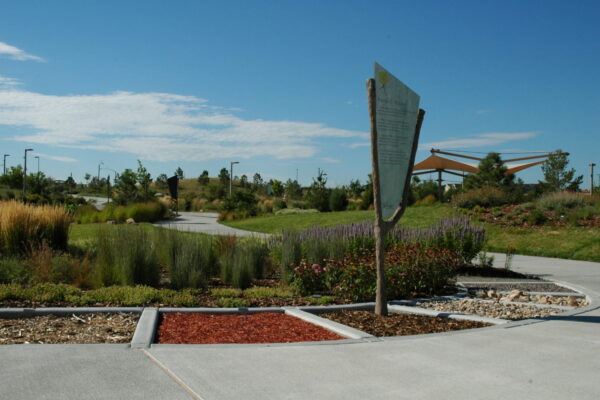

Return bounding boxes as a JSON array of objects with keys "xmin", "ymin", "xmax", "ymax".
[
  {"xmin": 284, "ymin": 179, "xmax": 302, "ymax": 200},
  {"xmin": 218, "ymin": 168, "xmax": 230, "ymax": 186},
  {"xmin": 136, "ymin": 160, "xmax": 152, "ymax": 198},
  {"xmin": 541, "ymin": 150, "xmax": 583, "ymax": 192},
  {"xmin": 464, "ymin": 152, "xmax": 514, "ymax": 189},
  {"xmin": 197, "ymin": 170, "xmax": 210, "ymax": 185},
  {"xmin": 175, "ymin": 167, "xmax": 184, "ymax": 179}
]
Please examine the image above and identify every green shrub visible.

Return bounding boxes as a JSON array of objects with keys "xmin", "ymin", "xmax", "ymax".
[
  {"xmin": 303, "ymin": 295, "xmax": 334, "ymax": 305},
  {"xmin": 244, "ymin": 286, "xmax": 294, "ymax": 298},
  {"xmin": 566, "ymin": 206, "xmax": 597, "ymax": 225},
  {"xmin": 325, "ymin": 244, "xmax": 461, "ymax": 302},
  {"xmin": 75, "ymin": 202, "xmax": 166, "ymax": 224},
  {"xmin": 0, "ymin": 258, "xmax": 30, "ymax": 284},
  {"xmin": 217, "ymin": 297, "xmax": 251, "ymax": 308},
  {"xmin": 273, "ymin": 199, "xmax": 287, "ymax": 210},
  {"xmin": 210, "ymin": 288, "xmax": 242, "ymax": 298},
  {"xmin": 527, "ymin": 210, "xmax": 547, "ymax": 225},
  {"xmin": 453, "ymin": 186, "xmax": 510, "ymax": 209},
  {"xmin": 329, "ymin": 188, "xmax": 348, "ymax": 212},
  {"xmin": 536, "ymin": 192, "xmax": 593, "ymax": 212}
]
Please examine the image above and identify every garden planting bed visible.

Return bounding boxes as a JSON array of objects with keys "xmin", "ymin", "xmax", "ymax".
[
  {"xmin": 0, "ymin": 313, "xmax": 138, "ymax": 345},
  {"xmin": 416, "ymin": 299, "xmax": 566, "ymax": 320},
  {"xmin": 318, "ymin": 310, "xmax": 490, "ymax": 337},
  {"xmin": 156, "ymin": 312, "xmax": 345, "ymax": 344},
  {"xmin": 461, "ymin": 282, "xmax": 576, "ymax": 293}
]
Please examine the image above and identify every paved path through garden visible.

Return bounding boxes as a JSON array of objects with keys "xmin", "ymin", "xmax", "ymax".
[
  {"xmin": 1, "ymin": 253, "xmax": 598, "ymax": 399},
  {"xmin": 153, "ymin": 212, "xmax": 269, "ymax": 237}
]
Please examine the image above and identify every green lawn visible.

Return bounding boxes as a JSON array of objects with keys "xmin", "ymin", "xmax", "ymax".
[
  {"xmin": 69, "ymin": 222, "xmax": 157, "ymax": 245},
  {"xmin": 221, "ymin": 203, "xmax": 456, "ymax": 233},
  {"xmin": 485, "ymin": 225, "xmax": 600, "ymax": 262}
]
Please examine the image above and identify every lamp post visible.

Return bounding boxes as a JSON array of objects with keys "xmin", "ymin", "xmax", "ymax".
[
  {"xmin": 23, "ymin": 148, "xmax": 33, "ymax": 195},
  {"xmin": 229, "ymin": 161, "xmax": 239, "ymax": 197},
  {"xmin": 34, "ymin": 156, "xmax": 40, "ymax": 175},
  {"xmin": 591, "ymin": 163, "xmax": 597, "ymax": 195},
  {"xmin": 3, "ymin": 154, "xmax": 9, "ymax": 175},
  {"xmin": 97, "ymin": 161, "xmax": 104, "ymax": 182}
]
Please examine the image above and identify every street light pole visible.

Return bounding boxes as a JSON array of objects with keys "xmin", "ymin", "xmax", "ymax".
[
  {"xmin": 229, "ymin": 161, "xmax": 239, "ymax": 197},
  {"xmin": 591, "ymin": 163, "xmax": 597, "ymax": 195},
  {"xmin": 97, "ymin": 161, "xmax": 103, "ymax": 182},
  {"xmin": 35, "ymin": 156, "xmax": 40, "ymax": 175},
  {"xmin": 23, "ymin": 148, "xmax": 33, "ymax": 195},
  {"xmin": 3, "ymin": 154, "xmax": 9, "ymax": 175}
]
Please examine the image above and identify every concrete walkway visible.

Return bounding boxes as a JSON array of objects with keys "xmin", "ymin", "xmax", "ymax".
[
  {"xmin": 1, "ymin": 254, "xmax": 599, "ymax": 399},
  {"xmin": 153, "ymin": 212, "xmax": 269, "ymax": 238}
]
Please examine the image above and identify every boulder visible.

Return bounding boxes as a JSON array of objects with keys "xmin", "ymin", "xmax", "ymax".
[{"xmin": 126, "ymin": 218, "xmax": 135, "ymax": 224}]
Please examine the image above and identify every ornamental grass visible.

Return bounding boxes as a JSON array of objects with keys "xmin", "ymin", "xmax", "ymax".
[{"xmin": 0, "ymin": 200, "xmax": 72, "ymax": 255}]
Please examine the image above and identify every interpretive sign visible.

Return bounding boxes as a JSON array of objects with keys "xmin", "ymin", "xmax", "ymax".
[{"xmin": 374, "ymin": 63, "xmax": 420, "ymax": 219}]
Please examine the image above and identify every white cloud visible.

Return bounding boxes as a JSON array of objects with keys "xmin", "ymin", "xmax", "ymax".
[
  {"xmin": 0, "ymin": 75, "xmax": 21, "ymax": 87},
  {"xmin": 475, "ymin": 109, "xmax": 490, "ymax": 115},
  {"xmin": 347, "ymin": 142, "xmax": 370, "ymax": 149},
  {"xmin": 0, "ymin": 41, "xmax": 45, "ymax": 62},
  {"xmin": 35, "ymin": 153, "xmax": 78, "ymax": 163},
  {"xmin": 319, "ymin": 157, "xmax": 342, "ymax": 163},
  {"xmin": 0, "ymin": 88, "xmax": 367, "ymax": 162},
  {"xmin": 420, "ymin": 132, "xmax": 537, "ymax": 150}
]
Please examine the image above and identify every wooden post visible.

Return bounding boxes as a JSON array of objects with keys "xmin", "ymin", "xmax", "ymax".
[{"xmin": 367, "ymin": 78, "xmax": 425, "ymax": 316}]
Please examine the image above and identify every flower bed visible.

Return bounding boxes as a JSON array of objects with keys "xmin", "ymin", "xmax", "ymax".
[{"xmin": 156, "ymin": 312, "xmax": 344, "ymax": 344}]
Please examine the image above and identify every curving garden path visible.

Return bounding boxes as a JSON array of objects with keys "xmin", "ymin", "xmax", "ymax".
[
  {"xmin": 154, "ymin": 212, "xmax": 270, "ymax": 238},
  {"xmin": 1, "ymin": 253, "xmax": 599, "ymax": 400}
]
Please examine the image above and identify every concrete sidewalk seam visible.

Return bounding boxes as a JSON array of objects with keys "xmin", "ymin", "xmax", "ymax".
[{"xmin": 141, "ymin": 348, "xmax": 206, "ymax": 400}]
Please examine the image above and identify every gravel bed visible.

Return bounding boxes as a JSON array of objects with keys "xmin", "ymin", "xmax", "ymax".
[
  {"xmin": 456, "ymin": 276, "xmax": 543, "ymax": 283},
  {"xmin": 470, "ymin": 289, "xmax": 588, "ymax": 307},
  {"xmin": 319, "ymin": 310, "xmax": 489, "ymax": 337},
  {"xmin": 0, "ymin": 313, "xmax": 139, "ymax": 344},
  {"xmin": 461, "ymin": 282, "xmax": 575, "ymax": 293},
  {"xmin": 416, "ymin": 299, "xmax": 564, "ymax": 320}
]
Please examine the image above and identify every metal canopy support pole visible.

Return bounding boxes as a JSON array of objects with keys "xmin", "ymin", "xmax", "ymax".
[
  {"xmin": 437, "ymin": 170, "xmax": 443, "ymax": 201},
  {"xmin": 367, "ymin": 78, "xmax": 425, "ymax": 316}
]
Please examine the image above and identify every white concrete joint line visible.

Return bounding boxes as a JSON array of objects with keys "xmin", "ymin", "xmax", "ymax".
[{"xmin": 141, "ymin": 349, "xmax": 205, "ymax": 400}]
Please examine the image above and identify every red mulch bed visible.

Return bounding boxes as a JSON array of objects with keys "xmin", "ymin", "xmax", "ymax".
[{"xmin": 156, "ymin": 312, "xmax": 344, "ymax": 344}]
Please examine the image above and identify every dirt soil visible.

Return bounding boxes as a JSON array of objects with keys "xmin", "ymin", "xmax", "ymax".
[
  {"xmin": 156, "ymin": 312, "xmax": 344, "ymax": 344},
  {"xmin": 0, "ymin": 313, "xmax": 138, "ymax": 344},
  {"xmin": 320, "ymin": 310, "xmax": 489, "ymax": 337}
]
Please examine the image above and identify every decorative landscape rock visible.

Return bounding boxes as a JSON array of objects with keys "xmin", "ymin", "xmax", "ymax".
[
  {"xmin": 126, "ymin": 218, "xmax": 135, "ymax": 224},
  {"xmin": 417, "ymin": 299, "xmax": 564, "ymax": 320}
]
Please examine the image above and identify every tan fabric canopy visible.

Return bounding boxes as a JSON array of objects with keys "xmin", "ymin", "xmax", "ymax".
[
  {"xmin": 414, "ymin": 154, "xmax": 549, "ymax": 176},
  {"xmin": 413, "ymin": 154, "xmax": 478, "ymax": 173}
]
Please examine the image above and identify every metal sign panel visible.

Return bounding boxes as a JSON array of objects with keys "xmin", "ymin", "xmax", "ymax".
[
  {"xmin": 374, "ymin": 63, "xmax": 420, "ymax": 218},
  {"xmin": 167, "ymin": 175, "xmax": 179, "ymax": 199}
]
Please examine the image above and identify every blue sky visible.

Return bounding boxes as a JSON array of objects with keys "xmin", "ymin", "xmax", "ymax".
[{"xmin": 0, "ymin": 0, "xmax": 598, "ymax": 188}]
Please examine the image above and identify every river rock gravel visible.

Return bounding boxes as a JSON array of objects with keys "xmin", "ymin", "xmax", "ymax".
[
  {"xmin": 416, "ymin": 299, "xmax": 564, "ymax": 320},
  {"xmin": 460, "ymin": 282, "xmax": 575, "ymax": 293}
]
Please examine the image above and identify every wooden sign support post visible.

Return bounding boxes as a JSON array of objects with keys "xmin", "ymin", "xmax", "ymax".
[{"xmin": 367, "ymin": 78, "xmax": 425, "ymax": 316}]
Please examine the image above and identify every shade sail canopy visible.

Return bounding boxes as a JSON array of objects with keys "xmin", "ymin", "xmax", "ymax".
[{"xmin": 413, "ymin": 154, "xmax": 478, "ymax": 173}]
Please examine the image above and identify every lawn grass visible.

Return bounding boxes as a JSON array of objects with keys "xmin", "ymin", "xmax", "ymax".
[
  {"xmin": 485, "ymin": 225, "xmax": 600, "ymax": 262},
  {"xmin": 221, "ymin": 203, "xmax": 456, "ymax": 233},
  {"xmin": 69, "ymin": 222, "xmax": 157, "ymax": 245}
]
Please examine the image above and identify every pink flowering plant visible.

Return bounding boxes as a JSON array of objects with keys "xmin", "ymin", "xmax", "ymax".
[
  {"xmin": 291, "ymin": 261, "xmax": 330, "ymax": 295},
  {"xmin": 292, "ymin": 244, "xmax": 462, "ymax": 301}
]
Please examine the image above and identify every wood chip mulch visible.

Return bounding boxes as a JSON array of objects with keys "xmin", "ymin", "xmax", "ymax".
[
  {"xmin": 156, "ymin": 312, "xmax": 344, "ymax": 344},
  {"xmin": 320, "ymin": 310, "xmax": 490, "ymax": 337},
  {"xmin": 0, "ymin": 313, "xmax": 139, "ymax": 345}
]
